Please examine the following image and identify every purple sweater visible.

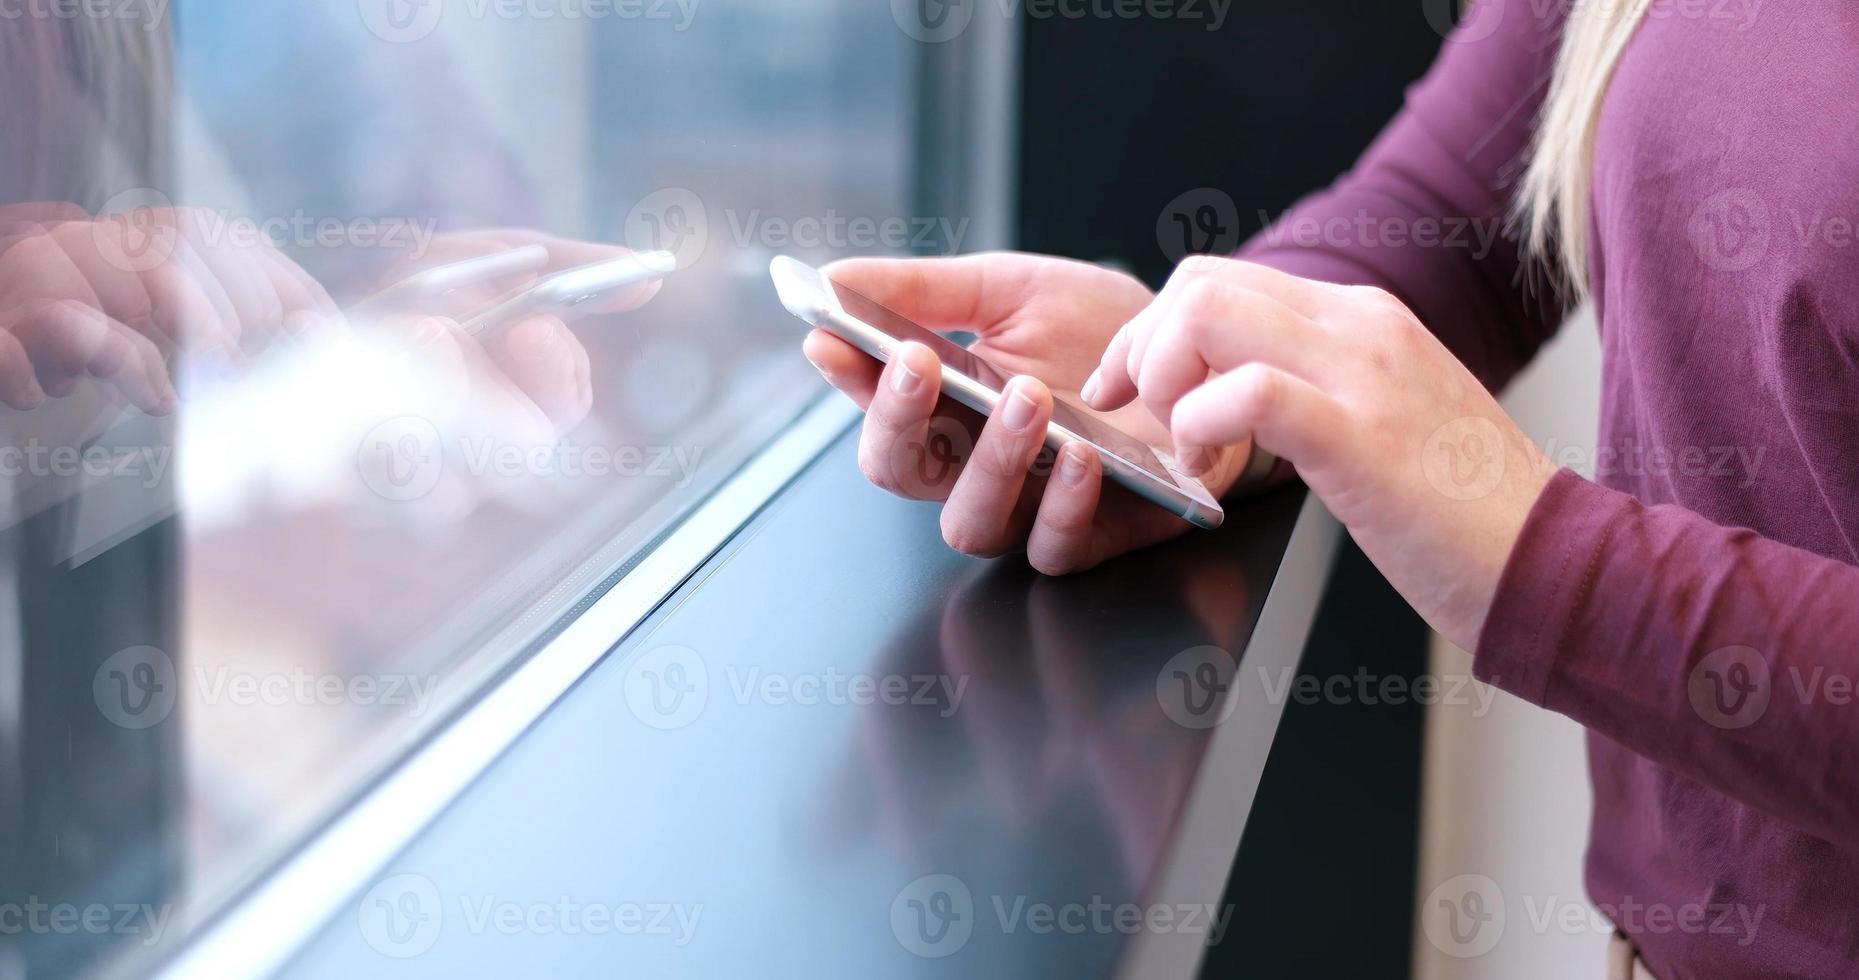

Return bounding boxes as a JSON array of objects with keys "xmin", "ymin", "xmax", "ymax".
[{"xmin": 1239, "ymin": 2, "xmax": 1859, "ymax": 977}]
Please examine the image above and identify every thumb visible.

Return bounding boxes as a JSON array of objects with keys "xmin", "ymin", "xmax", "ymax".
[{"xmin": 821, "ymin": 253, "xmax": 1033, "ymax": 336}]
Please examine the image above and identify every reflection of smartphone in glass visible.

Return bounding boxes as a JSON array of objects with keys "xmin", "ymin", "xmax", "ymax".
[
  {"xmin": 352, "ymin": 245, "xmax": 552, "ymax": 318},
  {"xmin": 770, "ymin": 256, "xmax": 1225, "ymax": 529},
  {"xmin": 461, "ymin": 250, "xmax": 678, "ymax": 338}
]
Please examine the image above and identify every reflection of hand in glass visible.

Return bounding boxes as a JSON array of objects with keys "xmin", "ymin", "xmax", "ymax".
[
  {"xmin": 363, "ymin": 229, "xmax": 666, "ymax": 433},
  {"xmin": 0, "ymin": 202, "xmax": 339, "ymax": 413},
  {"xmin": 843, "ymin": 544, "xmax": 1252, "ymax": 882},
  {"xmin": 803, "ymin": 253, "xmax": 1256, "ymax": 575}
]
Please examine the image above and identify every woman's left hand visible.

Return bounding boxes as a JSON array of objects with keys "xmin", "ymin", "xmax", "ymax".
[{"xmin": 1080, "ymin": 255, "xmax": 1555, "ymax": 651}]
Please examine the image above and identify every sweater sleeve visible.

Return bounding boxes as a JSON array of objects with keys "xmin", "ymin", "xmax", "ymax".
[
  {"xmin": 1238, "ymin": 0, "xmax": 1571, "ymax": 390},
  {"xmin": 1478, "ymin": 468, "xmax": 1859, "ymax": 850}
]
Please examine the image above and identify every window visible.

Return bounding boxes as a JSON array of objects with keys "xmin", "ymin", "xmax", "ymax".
[{"xmin": 0, "ymin": 2, "xmax": 1006, "ymax": 974}]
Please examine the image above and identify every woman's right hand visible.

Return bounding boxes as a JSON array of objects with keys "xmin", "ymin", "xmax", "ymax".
[{"xmin": 802, "ymin": 252, "xmax": 1255, "ymax": 574}]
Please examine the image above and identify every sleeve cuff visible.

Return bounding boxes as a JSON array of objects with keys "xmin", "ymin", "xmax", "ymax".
[{"xmin": 1473, "ymin": 468, "xmax": 1624, "ymax": 707}]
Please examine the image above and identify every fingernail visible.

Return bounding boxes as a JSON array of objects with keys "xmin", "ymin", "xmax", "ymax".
[
  {"xmin": 1080, "ymin": 371, "xmax": 1101, "ymax": 406},
  {"xmin": 1058, "ymin": 447, "xmax": 1088, "ymax": 487},
  {"xmin": 1001, "ymin": 383, "xmax": 1038, "ymax": 432},
  {"xmin": 890, "ymin": 358, "xmax": 923, "ymax": 397}
]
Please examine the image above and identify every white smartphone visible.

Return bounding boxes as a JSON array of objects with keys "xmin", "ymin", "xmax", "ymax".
[{"xmin": 770, "ymin": 255, "xmax": 1226, "ymax": 529}]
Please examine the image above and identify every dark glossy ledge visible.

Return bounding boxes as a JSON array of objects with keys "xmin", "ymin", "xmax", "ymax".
[{"xmin": 277, "ymin": 427, "xmax": 1337, "ymax": 979}]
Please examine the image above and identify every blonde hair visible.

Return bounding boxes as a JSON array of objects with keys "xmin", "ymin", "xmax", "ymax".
[{"xmin": 1514, "ymin": 0, "xmax": 1654, "ymax": 301}]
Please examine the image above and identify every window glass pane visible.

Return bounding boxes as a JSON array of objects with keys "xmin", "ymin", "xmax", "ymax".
[{"xmin": 0, "ymin": 3, "xmax": 929, "ymax": 973}]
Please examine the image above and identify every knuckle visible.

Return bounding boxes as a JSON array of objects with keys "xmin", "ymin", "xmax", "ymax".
[
  {"xmin": 1175, "ymin": 277, "xmax": 1226, "ymax": 322},
  {"xmin": 1234, "ymin": 364, "xmax": 1281, "ymax": 417},
  {"xmin": 1352, "ymin": 284, "xmax": 1410, "ymax": 319},
  {"xmin": 1176, "ymin": 253, "xmax": 1230, "ymax": 279},
  {"xmin": 1376, "ymin": 311, "xmax": 1429, "ymax": 361},
  {"xmin": 1034, "ymin": 501, "xmax": 1093, "ymax": 541}
]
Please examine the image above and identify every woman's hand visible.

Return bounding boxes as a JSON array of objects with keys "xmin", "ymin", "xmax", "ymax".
[
  {"xmin": 802, "ymin": 252, "xmax": 1254, "ymax": 575},
  {"xmin": 1082, "ymin": 255, "xmax": 1554, "ymax": 650}
]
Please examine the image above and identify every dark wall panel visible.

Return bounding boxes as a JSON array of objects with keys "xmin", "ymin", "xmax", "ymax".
[{"xmin": 1015, "ymin": 5, "xmax": 1449, "ymax": 976}]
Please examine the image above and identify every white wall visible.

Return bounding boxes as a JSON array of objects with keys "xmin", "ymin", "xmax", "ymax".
[{"xmin": 1411, "ymin": 309, "xmax": 1610, "ymax": 979}]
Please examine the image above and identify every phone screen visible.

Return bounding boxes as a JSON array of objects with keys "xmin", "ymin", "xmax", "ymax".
[{"xmin": 828, "ymin": 278, "xmax": 1181, "ymax": 485}]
